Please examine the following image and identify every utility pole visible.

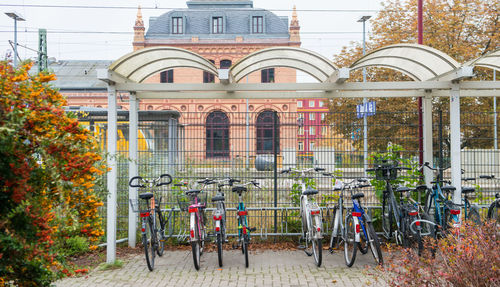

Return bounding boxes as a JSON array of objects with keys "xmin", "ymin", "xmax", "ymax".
[{"xmin": 5, "ymin": 12, "xmax": 25, "ymax": 67}]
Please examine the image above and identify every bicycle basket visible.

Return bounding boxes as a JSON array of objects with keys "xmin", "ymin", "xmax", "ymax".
[
  {"xmin": 374, "ymin": 160, "xmax": 398, "ymax": 181},
  {"xmin": 129, "ymin": 198, "xmax": 151, "ymax": 213},
  {"xmin": 177, "ymin": 194, "xmax": 191, "ymax": 211}
]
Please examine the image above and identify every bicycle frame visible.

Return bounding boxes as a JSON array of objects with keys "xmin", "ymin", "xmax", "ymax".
[
  {"xmin": 350, "ymin": 199, "xmax": 367, "ymax": 243},
  {"xmin": 237, "ymin": 195, "xmax": 249, "ymax": 239},
  {"xmin": 300, "ymin": 193, "xmax": 323, "ymax": 240},
  {"xmin": 382, "ymin": 182, "xmax": 402, "ymax": 238}
]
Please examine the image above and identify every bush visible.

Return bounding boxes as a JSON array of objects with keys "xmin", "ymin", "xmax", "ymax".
[
  {"xmin": 0, "ymin": 61, "xmax": 107, "ymax": 285},
  {"xmin": 385, "ymin": 221, "xmax": 500, "ymax": 287}
]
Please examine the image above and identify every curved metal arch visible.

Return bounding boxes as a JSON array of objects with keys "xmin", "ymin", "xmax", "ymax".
[
  {"xmin": 109, "ymin": 47, "xmax": 218, "ymax": 83},
  {"xmin": 230, "ymin": 47, "xmax": 338, "ymax": 83},
  {"xmin": 468, "ymin": 49, "xmax": 500, "ymax": 72},
  {"xmin": 350, "ymin": 44, "xmax": 460, "ymax": 81}
]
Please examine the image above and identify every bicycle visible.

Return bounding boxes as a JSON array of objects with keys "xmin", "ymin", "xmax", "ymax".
[
  {"xmin": 176, "ymin": 179, "xmax": 209, "ymax": 270},
  {"xmin": 232, "ymin": 179, "xmax": 260, "ymax": 268},
  {"xmin": 129, "ymin": 174, "xmax": 173, "ymax": 271},
  {"xmin": 420, "ymin": 162, "xmax": 480, "ymax": 233},
  {"xmin": 209, "ymin": 177, "xmax": 240, "ymax": 267},
  {"xmin": 281, "ymin": 167, "xmax": 325, "ymax": 267},
  {"xmin": 479, "ymin": 175, "xmax": 499, "ymax": 224},
  {"xmin": 328, "ymin": 176, "xmax": 383, "ymax": 266}
]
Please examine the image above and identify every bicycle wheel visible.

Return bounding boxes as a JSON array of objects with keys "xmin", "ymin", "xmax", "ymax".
[
  {"xmin": 344, "ymin": 214, "xmax": 357, "ymax": 267},
  {"xmin": 144, "ymin": 218, "xmax": 155, "ymax": 271},
  {"xmin": 467, "ymin": 206, "xmax": 481, "ymax": 225},
  {"xmin": 199, "ymin": 210, "xmax": 206, "ymax": 256},
  {"xmin": 191, "ymin": 217, "xmax": 201, "ymax": 270},
  {"xmin": 216, "ymin": 233, "xmax": 223, "ymax": 267},
  {"xmin": 382, "ymin": 198, "xmax": 392, "ymax": 239},
  {"xmin": 312, "ymin": 238, "xmax": 322, "ymax": 267},
  {"xmin": 329, "ymin": 206, "xmax": 338, "ymax": 251},
  {"xmin": 156, "ymin": 211, "xmax": 165, "ymax": 257},
  {"xmin": 243, "ymin": 236, "xmax": 249, "ymax": 268},
  {"xmin": 358, "ymin": 223, "xmax": 368, "ymax": 254},
  {"xmin": 487, "ymin": 200, "xmax": 500, "ymax": 223},
  {"xmin": 366, "ymin": 221, "xmax": 383, "ymax": 265}
]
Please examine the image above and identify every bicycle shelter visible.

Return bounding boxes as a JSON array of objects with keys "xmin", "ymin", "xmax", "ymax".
[{"xmin": 98, "ymin": 44, "xmax": 500, "ymax": 263}]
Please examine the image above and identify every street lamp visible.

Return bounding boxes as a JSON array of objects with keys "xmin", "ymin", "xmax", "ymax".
[
  {"xmin": 5, "ymin": 11, "xmax": 25, "ymax": 67},
  {"xmin": 358, "ymin": 15, "xmax": 371, "ymax": 174}
]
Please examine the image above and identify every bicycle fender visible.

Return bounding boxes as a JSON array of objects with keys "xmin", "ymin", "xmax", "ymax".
[
  {"xmin": 353, "ymin": 216, "xmax": 360, "ymax": 242},
  {"xmin": 189, "ymin": 213, "xmax": 196, "ymax": 242}
]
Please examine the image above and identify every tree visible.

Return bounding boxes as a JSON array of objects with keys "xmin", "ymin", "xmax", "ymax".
[
  {"xmin": 0, "ymin": 61, "xmax": 106, "ymax": 286},
  {"xmin": 327, "ymin": 0, "xmax": 499, "ymax": 152}
]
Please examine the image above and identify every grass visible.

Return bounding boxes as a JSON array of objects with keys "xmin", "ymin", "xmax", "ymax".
[{"xmin": 98, "ymin": 260, "xmax": 124, "ymax": 271}]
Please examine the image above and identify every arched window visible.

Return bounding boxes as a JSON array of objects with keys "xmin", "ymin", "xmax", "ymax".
[
  {"xmin": 206, "ymin": 111, "xmax": 230, "ymax": 158},
  {"xmin": 256, "ymin": 110, "xmax": 279, "ymax": 154}
]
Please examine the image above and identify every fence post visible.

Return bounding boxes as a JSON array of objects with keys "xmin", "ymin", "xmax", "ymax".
[
  {"xmin": 450, "ymin": 83, "xmax": 462, "ymax": 206},
  {"xmin": 106, "ymin": 83, "xmax": 117, "ymax": 263},
  {"xmin": 128, "ymin": 93, "xmax": 138, "ymax": 248},
  {"xmin": 168, "ymin": 117, "xmax": 178, "ymax": 176},
  {"xmin": 273, "ymin": 111, "xmax": 278, "ymax": 235}
]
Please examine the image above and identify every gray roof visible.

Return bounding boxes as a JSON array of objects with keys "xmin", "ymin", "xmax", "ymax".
[
  {"xmin": 146, "ymin": 6, "xmax": 289, "ymax": 40},
  {"xmin": 32, "ymin": 60, "xmax": 111, "ymax": 90}
]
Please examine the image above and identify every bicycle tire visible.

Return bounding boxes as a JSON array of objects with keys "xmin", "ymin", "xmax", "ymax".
[
  {"xmin": 344, "ymin": 214, "xmax": 357, "ymax": 267},
  {"xmin": 312, "ymin": 238, "xmax": 322, "ymax": 267},
  {"xmin": 358, "ymin": 222, "xmax": 368, "ymax": 254},
  {"xmin": 366, "ymin": 221, "xmax": 383, "ymax": 265},
  {"xmin": 382, "ymin": 196, "xmax": 392, "ymax": 239},
  {"xmin": 200, "ymin": 210, "xmax": 206, "ymax": 256},
  {"xmin": 329, "ymin": 206, "xmax": 338, "ymax": 251},
  {"xmin": 487, "ymin": 200, "xmax": 500, "ymax": 223},
  {"xmin": 156, "ymin": 211, "xmax": 165, "ymax": 257},
  {"xmin": 217, "ymin": 233, "xmax": 223, "ymax": 267},
  {"xmin": 243, "ymin": 236, "xmax": 249, "ymax": 268},
  {"xmin": 191, "ymin": 216, "xmax": 201, "ymax": 270},
  {"xmin": 419, "ymin": 212, "xmax": 437, "ymax": 256},
  {"xmin": 144, "ymin": 218, "xmax": 155, "ymax": 271}
]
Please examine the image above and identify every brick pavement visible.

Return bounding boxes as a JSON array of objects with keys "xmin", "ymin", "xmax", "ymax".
[{"xmin": 55, "ymin": 249, "xmax": 387, "ymax": 287}]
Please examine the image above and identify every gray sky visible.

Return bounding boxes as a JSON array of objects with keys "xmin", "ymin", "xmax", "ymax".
[{"xmin": 0, "ymin": 0, "xmax": 381, "ymax": 64}]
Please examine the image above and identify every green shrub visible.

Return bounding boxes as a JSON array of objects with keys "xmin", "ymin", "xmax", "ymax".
[{"xmin": 63, "ymin": 236, "xmax": 90, "ymax": 257}]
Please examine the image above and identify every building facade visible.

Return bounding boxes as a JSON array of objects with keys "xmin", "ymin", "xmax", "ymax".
[{"xmin": 64, "ymin": 0, "xmax": 305, "ymax": 163}]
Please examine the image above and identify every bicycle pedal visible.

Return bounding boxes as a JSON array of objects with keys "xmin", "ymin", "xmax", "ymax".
[
  {"xmin": 297, "ymin": 245, "xmax": 306, "ymax": 250},
  {"xmin": 248, "ymin": 227, "xmax": 257, "ymax": 232}
]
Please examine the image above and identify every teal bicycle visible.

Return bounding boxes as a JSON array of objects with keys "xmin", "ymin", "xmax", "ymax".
[{"xmin": 232, "ymin": 180, "xmax": 260, "ymax": 268}]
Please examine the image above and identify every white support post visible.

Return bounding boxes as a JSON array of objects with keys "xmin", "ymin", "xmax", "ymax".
[
  {"xmin": 128, "ymin": 93, "xmax": 139, "ymax": 248},
  {"xmin": 423, "ymin": 93, "xmax": 433, "ymax": 186},
  {"xmin": 106, "ymin": 84, "xmax": 118, "ymax": 263},
  {"xmin": 450, "ymin": 83, "xmax": 462, "ymax": 206}
]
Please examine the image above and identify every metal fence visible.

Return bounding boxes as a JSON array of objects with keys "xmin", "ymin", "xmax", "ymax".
[{"xmin": 82, "ymin": 103, "xmax": 500, "ymax": 241}]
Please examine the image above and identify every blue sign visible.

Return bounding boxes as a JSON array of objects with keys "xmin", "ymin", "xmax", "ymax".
[{"xmin": 356, "ymin": 101, "xmax": 376, "ymax": 118}]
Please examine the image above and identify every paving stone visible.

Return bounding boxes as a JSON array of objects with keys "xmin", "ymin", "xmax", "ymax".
[{"xmin": 55, "ymin": 250, "xmax": 387, "ymax": 287}]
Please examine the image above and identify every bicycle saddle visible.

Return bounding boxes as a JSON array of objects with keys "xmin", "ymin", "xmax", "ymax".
[
  {"xmin": 232, "ymin": 186, "xmax": 247, "ymax": 193},
  {"xmin": 351, "ymin": 193, "xmax": 364, "ymax": 200},
  {"xmin": 462, "ymin": 187, "xmax": 475, "ymax": 194},
  {"xmin": 415, "ymin": 184, "xmax": 428, "ymax": 191},
  {"xmin": 396, "ymin": 186, "xmax": 410, "ymax": 193},
  {"xmin": 139, "ymin": 192, "xmax": 154, "ymax": 200},
  {"xmin": 441, "ymin": 186, "xmax": 456, "ymax": 192},
  {"xmin": 186, "ymin": 189, "xmax": 202, "ymax": 195},
  {"xmin": 211, "ymin": 194, "xmax": 225, "ymax": 202},
  {"xmin": 302, "ymin": 187, "xmax": 318, "ymax": 196}
]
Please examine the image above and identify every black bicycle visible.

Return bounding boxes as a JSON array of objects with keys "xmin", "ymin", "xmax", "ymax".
[{"xmin": 129, "ymin": 174, "xmax": 172, "ymax": 271}]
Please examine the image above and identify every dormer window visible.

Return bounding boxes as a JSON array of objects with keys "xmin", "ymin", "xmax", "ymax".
[
  {"xmin": 252, "ymin": 16, "xmax": 263, "ymax": 33},
  {"xmin": 212, "ymin": 17, "xmax": 223, "ymax": 34},
  {"xmin": 172, "ymin": 17, "xmax": 183, "ymax": 34}
]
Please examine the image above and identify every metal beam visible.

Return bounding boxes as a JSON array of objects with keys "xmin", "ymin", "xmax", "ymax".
[
  {"xmin": 422, "ymin": 93, "xmax": 433, "ymax": 186},
  {"xmin": 327, "ymin": 67, "xmax": 350, "ymax": 84},
  {"xmin": 134, "ymin": 89, "xmax": 500, "ymax": 99},
  {"xmin": 97, "ymin": 69, "xmax": 130, "ymax": 85}
]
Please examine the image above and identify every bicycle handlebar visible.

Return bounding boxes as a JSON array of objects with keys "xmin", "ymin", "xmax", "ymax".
[
  {"xmin": 128, "ymin": 173, "xmax": 172, "ymax": 188},
  {"xmin": 480, "ymin": 175, "xmax": 495, "ymax": 179}
]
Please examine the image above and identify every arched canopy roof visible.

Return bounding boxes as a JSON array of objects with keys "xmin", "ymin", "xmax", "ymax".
[
  {"xmin": 230, "ymin": 47, "xmax": 339, "ymax": 83},
  {"xmin": 350, "ymin": 44, "xmax": 460, "ymax": 81},
  {"xmin": 109, "ymin": 47, "xmax": 218, "ymax": 83},
  {"xmin": 467, "ymin": 49, "xmax": 500, "ymax": 72}
]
